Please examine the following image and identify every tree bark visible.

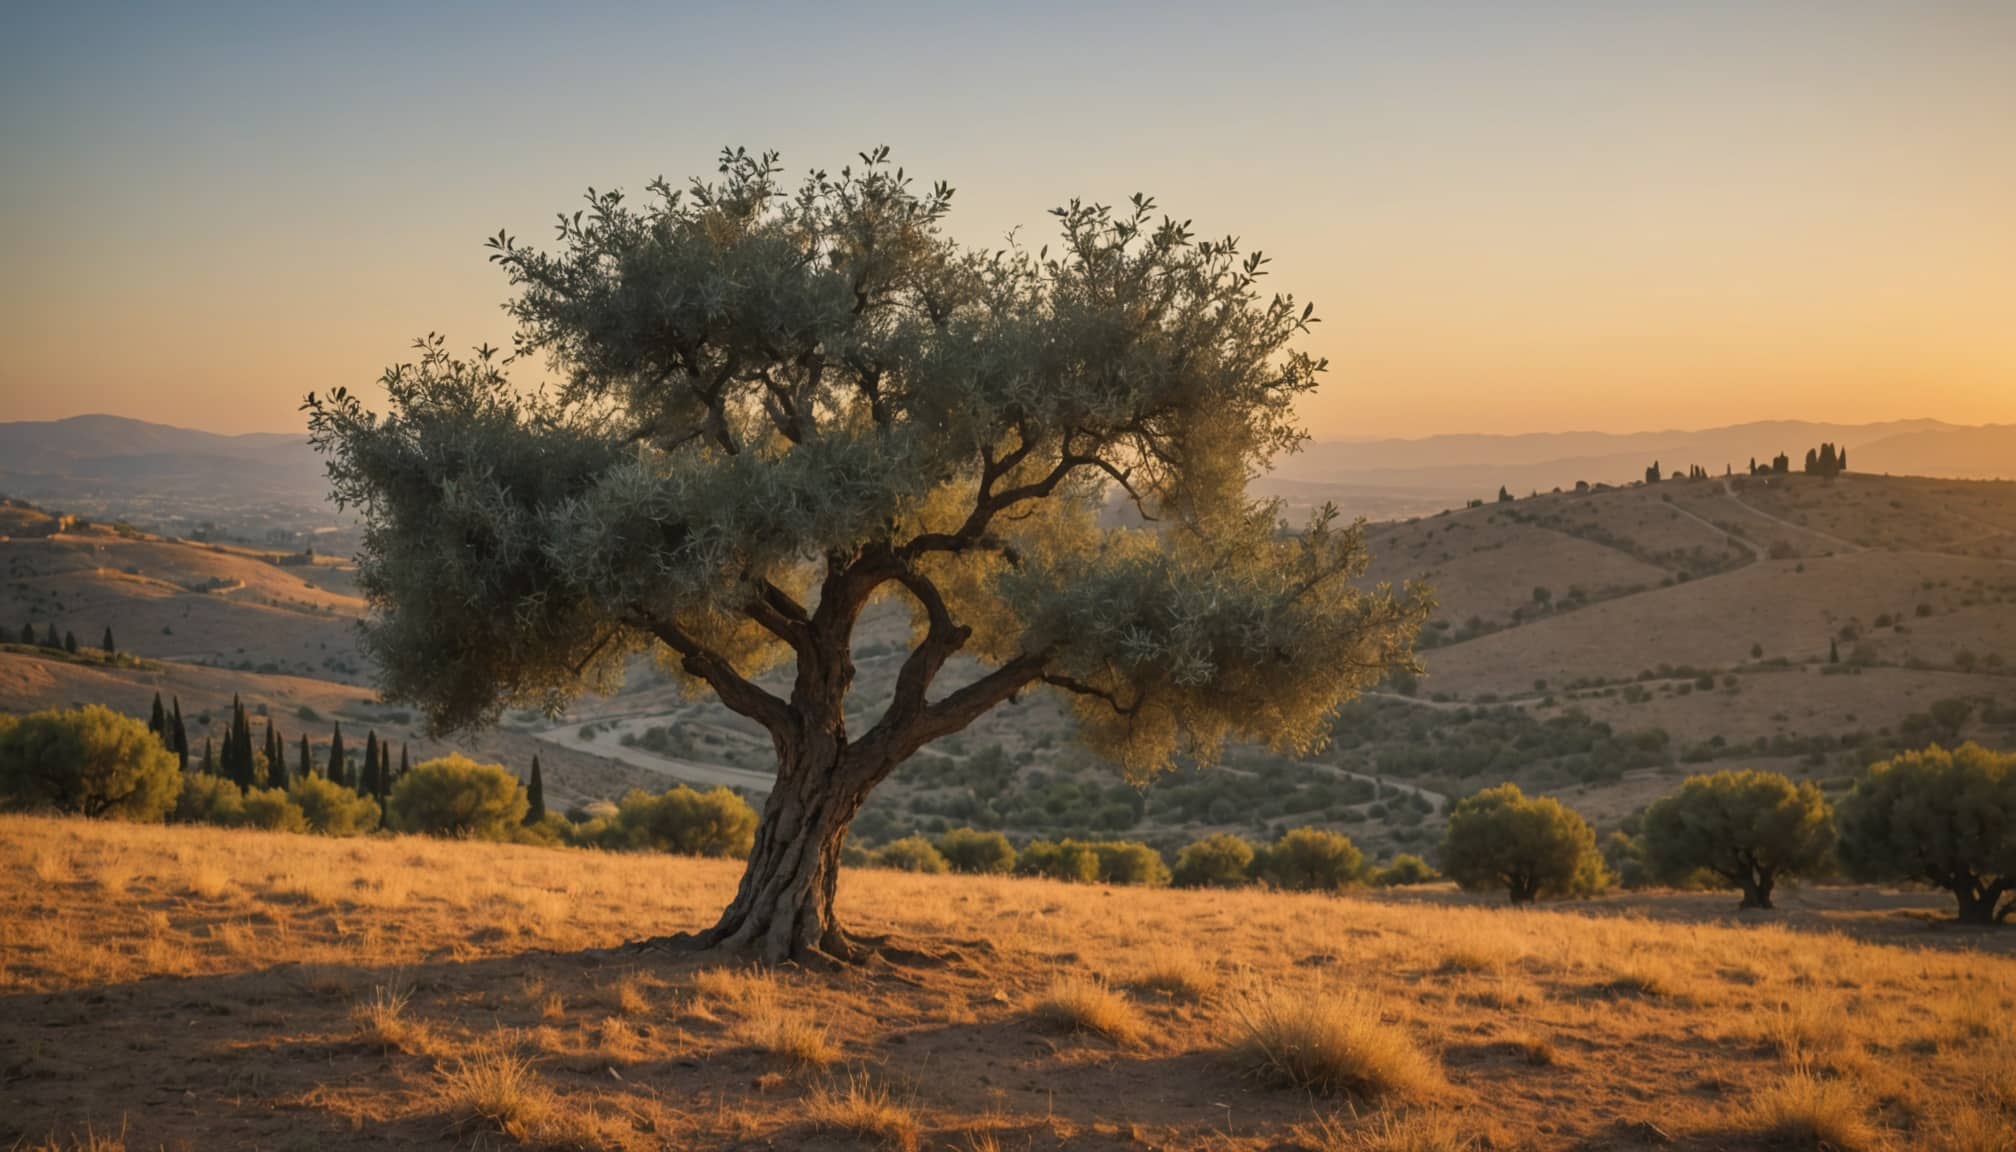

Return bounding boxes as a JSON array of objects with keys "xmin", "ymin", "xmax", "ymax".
[
  {"xmin": 1507, "ymin": 875, "xmax": 1539, "ymax": 905},
  {"xmin": 1739, "ymin": 868, "xmax": 1776, "ymax": 911},
  {"xmin": 1952, "ymin": 879, "xmax": 2011, "ymax": 926},
  {"xmin": 694, "ymin": 741, "xmax": 889, "ymax": 965}
]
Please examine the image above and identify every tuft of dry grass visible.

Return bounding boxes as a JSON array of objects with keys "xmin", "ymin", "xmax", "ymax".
[
  {"xmin": 182, "ymin": 865, "xmax": 232, "ymax": 900},
  {"xmin": 733, "ymin": 986, "xmax": 838, "ymax": 1066},
  {"xmin": 1934, "ymin": 1105, "xmax": 2016, "ymax": 1152},
  {"xmin": 13, "ymin": 1121, "xmax": 128, "ymax": 1152},
  {"xmin": 440, "ymin": 1050, "xmax": 552, "ymax": 1140},
  {"xmin": 1742, "ymin": 1069, "xmax": 1881, "ymax": 1151},
  {"xmin": 804, "ymin": 1071, "xmax": 919, "ymax": 1151},
  {"xmin": 350, "ymin": 980, "xmax": 432, "ymax": 1054},
  {"xmin": 1300, "ymin": 1111, "xmax": 1479, "ymax": 1151},
  {"xmin": 1230, "ymin": 985, "xmax": 1442, "ymax": 1101},
  {"xmin": 1027, "ymin": 973, "xmax": 1145, "ymax": 1045},
  {"xmin": 1130, "ymin": 945, "xmax": 1217, "ymax": 1001}
]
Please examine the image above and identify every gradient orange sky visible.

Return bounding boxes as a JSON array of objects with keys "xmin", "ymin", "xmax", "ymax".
[{"xmin": 2, "ymin": 2, "xmax": 2011, "ymax": 440}]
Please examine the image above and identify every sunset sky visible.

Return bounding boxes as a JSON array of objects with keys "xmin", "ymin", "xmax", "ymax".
[{"xmin": 2, "ymin": 2, "xmax": 2011, "ymax": 441}]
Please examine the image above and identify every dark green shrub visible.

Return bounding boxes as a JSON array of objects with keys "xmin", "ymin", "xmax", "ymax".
[
  {"xmin": 1090, "ymin": 839, "xmax": 1170, "ymax": 886},
  {"xmin": 288, "ymin": 774, "xmax": 382, "ymax": 836},
  {"xmin": 239, "ymin": 786, "xmax": 308, "ymax": 832},
  {"xmin": 1252, "ymin": 827, "xmax": 1364, "ymax": 891},
  {"xmin": 937, "ymin": 827, "xmax": 1016, "ymax": 874},
  {"xmin": 874, "ymin": 835, "xmax": 949, "ymax": 873},
  {"xmin": 1172, "ymin": 833, "xmax": 1256, "ymax": 888},
  {"xmin": 173, "ymin": 774, "xmax": 244, "ymax": 826},
  {"xmin": 607, "ymin": 784, "xmax": 758, "ymax": 857},
  {"xmin": 386, "ymin": 754, "xmax": 528, "ymax": 839},
  {"xmin": 1016, "ymin": 839, "xmax": 1100, "ymax": 883},
  {"xmin": 1371, "ymin": 853, "xmax": 1437, "ymax": 887}
]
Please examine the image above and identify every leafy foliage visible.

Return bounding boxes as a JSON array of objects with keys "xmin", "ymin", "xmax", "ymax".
[
  {"xmin": 1171, "ymin": 832, "xmax": 1257, "ymax": 888},
  {"xmin": 386, "ymin": 755, "xmax": 529, "ymax": 839},
  {"xmin": 289, "ymin": 774, "xmax": 383, "ymax": 836},
  {"xmin": 1640, "ymin": 770, "xmax": 1835, "ymax": 908},
  {"xmin": 1370, "ymin": 853, "xmax": 1438, "ymax": 887},
  {"xmin": 596, "ymin": 784, "xmax": 758, "ymax": 857},
  {"xmin": 1252, "ymin": 826, "xmax": 1364, "ymax": 891},
  {"xmin": 1016, "ymin": 839, "xmax": 1102, "ymax": 883},
  {"xmin": 1838, "ymin": 743, "xmax": 2016, "ymax": 924},
  {"xmin": 871, "ymin": 835, "xmax": 948, "ymax": 873},
  {"xmin": 1441, "ymin": 784, "xmax": 1605, "ymax": 904},
  {"xmin": 239, "ymin": 786, "xmax": 309, "ymax": 833},
  {"xmin": 0, "ymin": 705, "xmax": 182, "ymax": 821},
  {"xmin": 935, "ymin": 827, "xmax": 1016, "ymax": 874}
]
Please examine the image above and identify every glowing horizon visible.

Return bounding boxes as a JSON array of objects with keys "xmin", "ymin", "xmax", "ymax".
[{"xmin": 2, "ymin": 2, "xmax": 2011, "ymax": 440}]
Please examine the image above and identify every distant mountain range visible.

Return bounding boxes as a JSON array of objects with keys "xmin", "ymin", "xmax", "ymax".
[
  {"xmin": 2, "ymin": 413, "xmax": 2009, "ymax": 526},
  {"xmin": 1263, "ymin": 418, "xmax": 2016, "ymax": 515},
  {"xmin": 0, "ymin": 414, "xmax": 326, "ymax": 509}
]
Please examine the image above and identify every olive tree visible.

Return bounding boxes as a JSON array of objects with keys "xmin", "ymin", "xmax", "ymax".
[
  {"xmin": 305, "ymin": 148, "xmax": 1427, "ymax": 964},
  {"xmin": 0, "ymin": 705, "xmax": 182, "ymax": 821},
  {"xmin": 1640, "ymin": 770, "xmax": 1835, "ymax": 910},
  {"xmin": 1442, "ymin": 784, "xmax": 1605, "ymax": 905},
  {"xmin": 1838, "ymin": 743, "xmax": 2015, "ymax": 925}
]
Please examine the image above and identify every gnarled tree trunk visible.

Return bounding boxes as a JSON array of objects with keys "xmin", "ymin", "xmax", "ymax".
[
  {"xmin": 1738, "ymin": 867, "xmax": 1776, "ymax": 910},
  {"xmin": 1951, "ymin": 878, "xmax": 2012, "ymax": 926},
  {"xmin": 698, "ymin": 745, "xmax": 885, "ymax": 964}
]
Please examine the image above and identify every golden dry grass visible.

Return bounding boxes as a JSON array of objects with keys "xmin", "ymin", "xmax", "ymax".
[
  {"xmin": 1229, "ymin": 984, "xmax": 1442, "ymax": 1100},
  {"xmin": 1026, "ymin": 972, "xmax": 1146, "ymax": 1045},
  {"xmin": 2, "ymin": 812, "xmax": 2014, "ymax": 1151}
]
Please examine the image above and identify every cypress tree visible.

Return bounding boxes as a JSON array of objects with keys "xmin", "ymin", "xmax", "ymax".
[
  {"xmin": 62, "ymin": 630, "xmax": 77, "ymax": 654},
  {"xmin": 398, "ymin": 743, "xmax": 410, "ymax": 780},
  {"xmin": 299, "ymin": 733, "xmax": 314, "ymax": 780},
  {"xmin": 1830, "ymin": 638, "xmax": 1841, "ymax": 664},
  {"xmin": 228, "ymin": 696, "xmax": 257, "ymax": 791},
  {"xmin": 101, "ymin": 626, "xmax": 115, "ymax": 656},
  {"xmin": 42, "ymin": 622, "xmax": 61, "ymax": 648},
  {"xmin": 525, "ymin": 755, "xmax": 546, "ymax": 825},
  {"xmin": 267, "ymin": 721, "xmax": 288, "ymax": 788},
  {"xmin": 201, "ymin": 736, "xmax": 216, "ymax": 775},
  {"xmin": 149, "ymin": 692, "xmax": 167, "ymax": 738},
  {"xmin": 16, "ymin": 622, "xmax": 32, "ymax": 645},
  {"xmin": 171, "ymin": 697, "xmax": 189, "ymax": 773},
  {"xmin": 327, "ymin": 722, "xmax": 346, "ymax": 788},
  {"xmin": 361, "ymin": 732, "xmax": 381, "ymax": 799}
]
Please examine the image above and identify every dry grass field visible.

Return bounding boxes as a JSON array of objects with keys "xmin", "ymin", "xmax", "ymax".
[{"xmin": 4, "ymin": 814, "xmax": 2013, "ymax": 1152}]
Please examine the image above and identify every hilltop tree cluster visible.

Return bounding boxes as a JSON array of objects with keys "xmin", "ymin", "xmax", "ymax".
[{"xmin": 12, "ymin": 620, "xmax": 119, "ymax": 657}]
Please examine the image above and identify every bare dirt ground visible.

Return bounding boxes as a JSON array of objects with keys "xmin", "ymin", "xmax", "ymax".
[{"xmin": 3, "ymin": 815, "xmax": 2011, "ymax": 1152}]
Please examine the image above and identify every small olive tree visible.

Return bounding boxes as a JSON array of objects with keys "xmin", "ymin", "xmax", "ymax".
[
  {"xmin": 1838, "ymin": 743, "xmax": 2015, "ymax": 925},
  {"xmin": 0, "ymin": 705, "xmax": 181, "ymax": 821},
  {"xmin": 386, "ymin": 755, "xmax": 529, "ymax": 839},
  {"xmin": 306, "ymin": 148, "xmax": 1427, "ymax": 963},
  {"xmin": 1442, "ymin": 784, "xmax": 1605, "ymax": 905},
  {"xmin": 1641, "ymin": 770, "xmax": 1835, "ymax": 910}
]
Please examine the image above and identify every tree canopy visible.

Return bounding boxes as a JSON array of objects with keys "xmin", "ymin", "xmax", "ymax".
[
  {"xmin": 1838, "ymin": 743, "xmax": 2015, "ymax": 924},
  {"xmin": 1441, "ymin": 783, "xmax": 1605, "ymax": 904},
  {"xmin": 0, "ymin": 705, "xmax": 182, "ymax": 821},
  {"xmin": 305, "ymin": 148, "xmax": 1428, "ymax": 962},
  {"xmin": 1640, "ymin": 769, "xmax": 1835, "ymax": 910}
]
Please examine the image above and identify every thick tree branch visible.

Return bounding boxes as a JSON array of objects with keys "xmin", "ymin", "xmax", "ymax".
[{"xmin": 640, "ymin": 613, "xmax": 794, "ymax": 734}]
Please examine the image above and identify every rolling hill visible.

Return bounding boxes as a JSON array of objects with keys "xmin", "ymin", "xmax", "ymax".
[{"xmin": 2, "ymin": 464, "xmax": 2014, "ymax": 863}]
